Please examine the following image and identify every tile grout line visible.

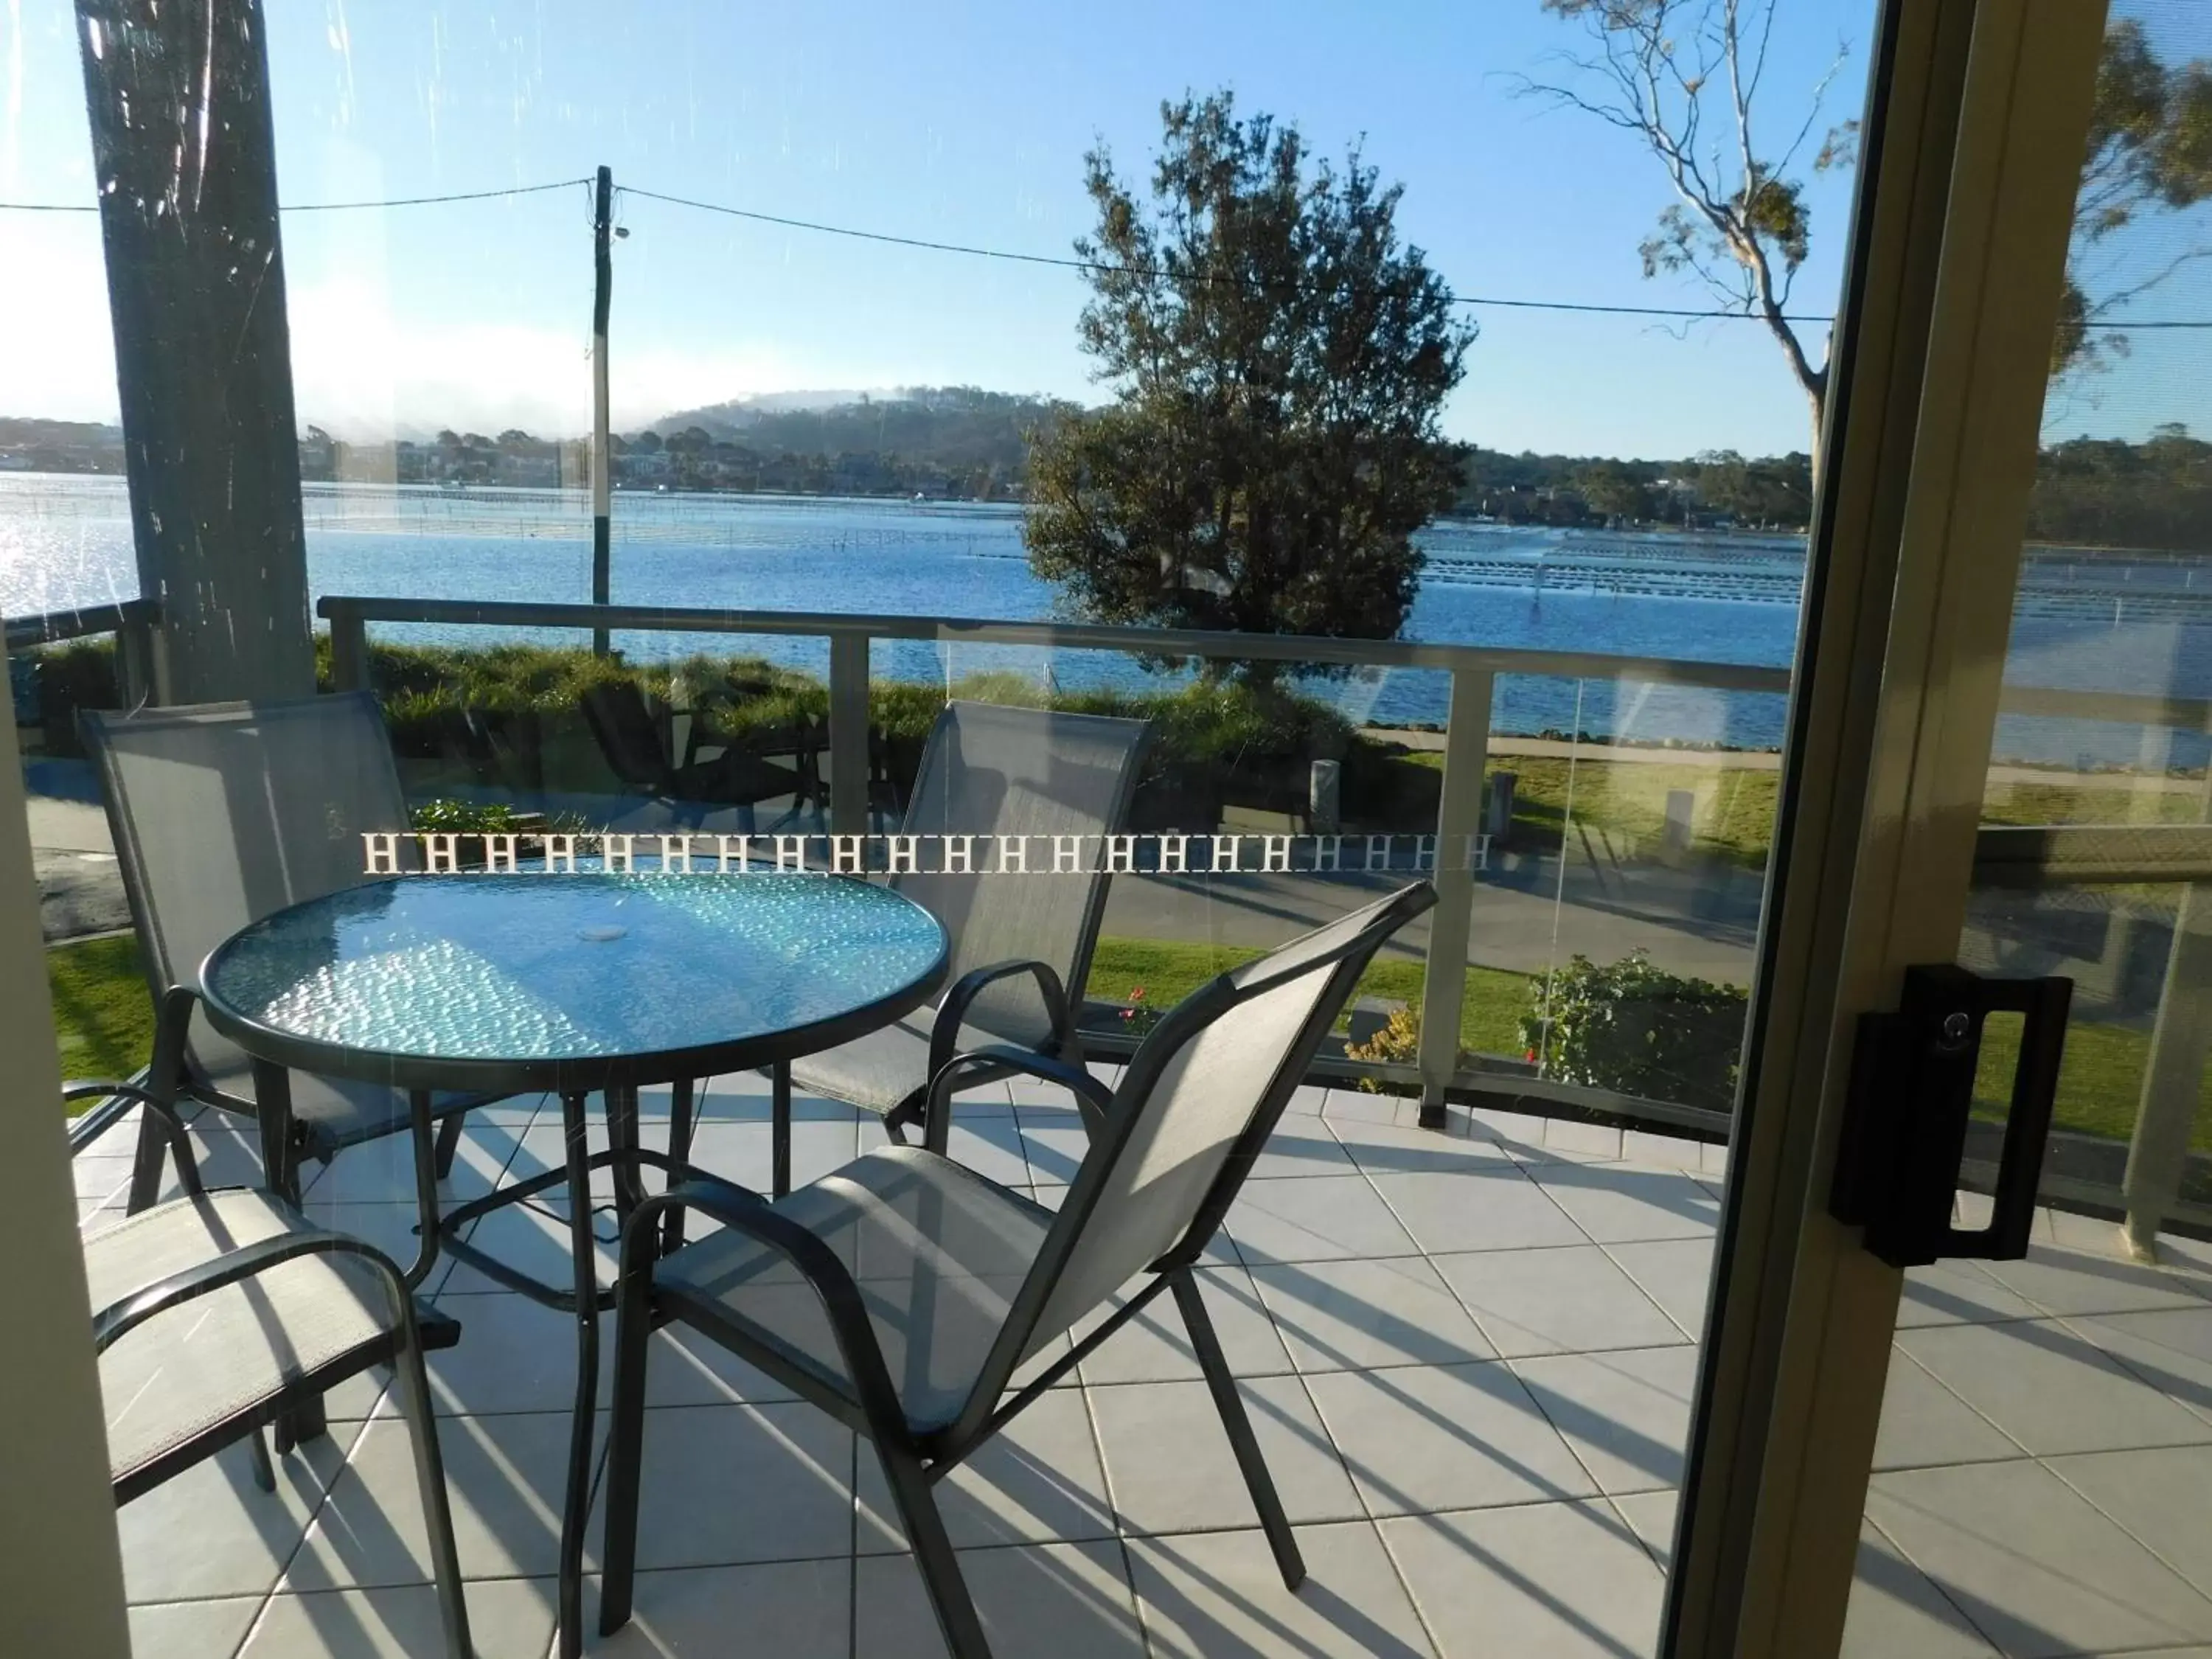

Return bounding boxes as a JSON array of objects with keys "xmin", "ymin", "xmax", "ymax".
[{"xmin": 2030, "ymin": 1446, "xmax": 2212, "ymax": 1621}]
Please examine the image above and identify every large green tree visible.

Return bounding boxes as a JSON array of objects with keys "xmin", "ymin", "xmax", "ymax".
[{"xmin": 1023, "ymin": 92, "xmax": 1472, "ymax": 678}]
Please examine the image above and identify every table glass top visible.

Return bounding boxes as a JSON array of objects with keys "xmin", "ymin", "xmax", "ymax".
[{"xmin": 201, "ymin": 873, "xmax": 947, "ymax": 1064}]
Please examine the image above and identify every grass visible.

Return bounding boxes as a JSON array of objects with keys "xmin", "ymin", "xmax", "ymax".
[
  {"xmin": 1975, "ymin": 1008, "xmax": 2212, "ymax": 1155},
  {"xmin": 1401, "ymin": 751, "xmax": 1783, "ymax": 869},
  {"xmin": 47, "ymin": 935, "xmax": 154, "ymax": 1105}
]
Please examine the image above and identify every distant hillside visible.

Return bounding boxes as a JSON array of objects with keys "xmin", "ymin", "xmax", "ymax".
[
  {"xmin": 0, "ymin": 417, "xmax": 124, "ymax": 473},
  {"xmin": 647, "ymin": 386, "xmax": 1074, "ymax": 479}
]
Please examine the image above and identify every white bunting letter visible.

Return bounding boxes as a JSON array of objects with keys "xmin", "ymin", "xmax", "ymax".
[
  {"xmin": 774, "ymin": 835, "xmax": 808, "ymax": 874},
  {"xmin": 542, "ymin": 835, "xmax": 577, "ymax": 873},
  {"xmin": 1210, "ymin": 835, "xmax": 1242, "ymax": 873},
  {"xmin": 888, "ymin": 835, "xmax": 922, "ymax": 874},
  {"xmin": 1054, "ymin": 835, "xmax": 1085, "ymax": 873},
  {"xmin": 942, "ymin": 835, "xmax": 974, "ymax": 874},
  {"xmin": 993, "ymin": 835, "xmax": 1028, "ymax": 874},
  {"xmin": 362, "ymin": 832, "xmax": 401, "ymax": 874},
  {"xmin": 716, "ymin": 835, "xmax": 751, "ymax": 874},
  {"xmin": 1365, "ymin": 834, "xmax": 1394, "ymax": 872},
  {"xmin": 1313, "ymin": 835, "xmax": 1343, "ymax": 873},
  {"xmin": 1103, "ymin": 835, "xmax": 1138, "ymax": 874},
  {"xmin": 1413, "ymin": 835, "xmax": 1437, "ymax": 873},
  {"xmin": 602, "ymin": 834, "xmax": 635, "ymax": 873},
  {"xmin": 831, "ymin": 835, "xmax": 866, "ymax": 874},
  {"xmin": 1467, "ymin": 835, "xmax": 1490, "ymax": 873},
  {"xmin": 1158, "ymin": 833, "xmax": 1188, "ymax": 874},
  {"xmin": 660, "ymin": 834, "xmax": 693, "ymax": 874},
  {"xmin": 1262, "ymin": 835, "xmax": 1292, "ymax": 872},
  {"xmin": 482, "ymin": 834, "xmax": 519, "ymax": 873},
  {"xmin": 419, "ymin": 833, "xmax": 459, "ymax": 873}
]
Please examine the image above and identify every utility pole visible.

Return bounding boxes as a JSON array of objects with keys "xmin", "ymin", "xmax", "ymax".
[{"xmin": 591, "ymin": 164, "xmax": 613, "ymax": 655}]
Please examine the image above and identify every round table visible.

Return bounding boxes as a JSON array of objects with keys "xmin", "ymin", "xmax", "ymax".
[{"xmin": 198, "ymin": 869, "xmax": 948, "ymax": 1657}]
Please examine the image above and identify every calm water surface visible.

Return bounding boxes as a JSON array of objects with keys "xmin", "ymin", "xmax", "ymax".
[{"xmin": 6, "ymin": 475, "xmax": 2208, "ymax": 762}]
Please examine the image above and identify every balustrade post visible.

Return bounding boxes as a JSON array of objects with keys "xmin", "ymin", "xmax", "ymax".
[
  {"xmin": 1416, "ymin": 667, "xmax": 1493, "ymax": 1129},
  {"xmin": 2124, "ymin": 877, "xmax": 2212, "ymax": 1258},
  {"xmin": 828, "ymin": 632, "xmax": 872, "ymax": 837},
  {"xmin": 327, "ymin": 604, "xmax": 370, "ymax": 694},
  {"xmin": 114, "ymin": 607, "xmax": 169, "ymax": 708}
]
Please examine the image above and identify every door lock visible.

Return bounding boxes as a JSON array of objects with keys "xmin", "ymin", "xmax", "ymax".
[{"xmin": 1830, "ymin": 964, "xmax": 2071, "ymax": 1269}]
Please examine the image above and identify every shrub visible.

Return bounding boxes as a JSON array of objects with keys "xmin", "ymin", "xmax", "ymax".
[{"xmin": 1521, "ymin": 950, "xmax": 1746, "ymax": 1113}]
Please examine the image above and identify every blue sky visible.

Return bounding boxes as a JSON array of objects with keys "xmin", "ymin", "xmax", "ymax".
[{"xmin": 3, "ymin": 0, "xmax": 2204, "ymax": 456}]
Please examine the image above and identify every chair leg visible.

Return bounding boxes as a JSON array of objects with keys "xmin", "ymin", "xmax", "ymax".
[
  {"xmin": 1173, "ymin": 1268, "xmax": 1305, "ymax": 1588},
  {"xmin": 246, "ymin": 1426, "xmax": 276, "ymax": 1494},
  {"xmin": 874, "ymin": 1441, "xmax": 993, "ymax": 1659},
  {"xmin": 389, "ymin": 1303, "xmax": 474, "ymax": 1658},
  {"xmin": 595, "ymin": 1231, "xmax": 658, "ymax": 1636},
  {"xmin": 432, "ymin": 1109, "xmax": 467, "ymax": 1180},
  {"xmin": 125, "ymin": 1104, "xmax": 173, "ymax": 1214}
]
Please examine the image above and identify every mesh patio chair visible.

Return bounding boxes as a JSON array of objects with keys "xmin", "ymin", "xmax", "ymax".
[
  {"xmin": 782, "ymin": 700, "xmax": 1150, "ymax": 1158},
  {"xmin": 597, "ymin": 881, "xmax": 1437, "ymax": 1658},
  {"xmin": 80, "ymin": 694, "xmax": 501, "ymax": 1234},
  {"xmin": 77, "ymin": 1080, "xmax": 472, "ymax": 1657},
  {"xmin": 580, "ymin": 678, "xmax": 812, "ymax": 833}
]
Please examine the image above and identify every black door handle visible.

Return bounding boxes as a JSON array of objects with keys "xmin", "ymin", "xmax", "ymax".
[{"xmin": 1830, "ymin": 964, "xmax": 2071, "ymax": 1268}]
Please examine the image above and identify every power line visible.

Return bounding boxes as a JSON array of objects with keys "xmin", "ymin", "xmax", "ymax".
[{"xmin": 0, "ymin": 177, "xmax": 590, "ymax": 214}]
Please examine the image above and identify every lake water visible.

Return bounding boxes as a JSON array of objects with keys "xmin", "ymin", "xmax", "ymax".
[{"xmin": 6, "ymin": 474, "xmax": 2209, "ymax": 764}]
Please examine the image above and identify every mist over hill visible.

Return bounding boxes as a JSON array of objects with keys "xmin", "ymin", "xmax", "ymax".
[{"xmin": 646, "ymin": 386, "xmax": 1072, "ymax": 479}]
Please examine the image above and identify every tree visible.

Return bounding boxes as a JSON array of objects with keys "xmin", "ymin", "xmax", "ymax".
[
  {"xmin": 1023, "ymin": 91, "xmax": 1473, "ymax": 678},
  {"xmin": 2055, "ymin": 20, "xmax": 2212, "ymax": 375},
  {"xmin": 1520, "ymin": 0, "xmax": 1854, "ymax": 465},
  {"xmin": 1529, "ymin": 5, "xmax": 2212, "ymax": 451}
]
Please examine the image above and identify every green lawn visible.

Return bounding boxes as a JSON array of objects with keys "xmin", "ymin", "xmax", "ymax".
[
  {"xmin": 1975, "ymin": 1009, "xmax": 2212, "ymax": 1154},
  {"xmin": 47, "ymin": 934, "xmax": 154, "ymax": 1105}
]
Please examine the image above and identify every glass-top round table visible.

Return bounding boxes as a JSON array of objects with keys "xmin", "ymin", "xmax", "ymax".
[
  {"xmin": 198, "ymin": 869, "xmax": 947, "ymax": 1658},
  {"xmin": 200, "ymin": 870, "xmax": 950, "ymax": 1093}
]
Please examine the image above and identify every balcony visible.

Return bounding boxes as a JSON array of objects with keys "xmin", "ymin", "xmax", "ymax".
[{"xmin": 69, "ymin": 1069, "xmax": 2212, "ymax": 1659}]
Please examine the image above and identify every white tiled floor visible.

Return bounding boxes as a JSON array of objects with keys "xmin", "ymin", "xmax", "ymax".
[{"xmin": 75, "ymin": 1079, "xmax": 2212, "ymax": 1658}]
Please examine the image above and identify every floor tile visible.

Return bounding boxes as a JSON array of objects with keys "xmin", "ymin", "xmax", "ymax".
[
  {"xmin": 1365, "ymin": 1168, "xmax": 1584, "ymax": 1255},
  {"xmin": 1325, "ymin": 1116, "xmax": 1512, "ymax": 1178},
  {"xmin": 239, "ymin": 1578, "xmax": 557, "ymax": 1658},
  {"xmin": 1976, "ymin": 1242, "xmax": 2212, "ymax": 1320},
  {"xmin": 639, "ymin": 1319, "xmax": 804, "ymax": 1408},
  {"xmin": 2048, "ymin": 1445, "xmax": 2212, "ymax": 1594},
  {"xmin": 1127, "ymin": 1521, "xmax": 1434, "ymax": 1658},
  {"xmin": 1432, "ymin": 1244, "xmax": 1686, "ymax": 1357},
  {"xmin": 1381, "ymin": 1498, "xmax": 1663, "ymax": 1658},
  {"xmin": 404, "ymin": 1291, "xmax": 608, "ymax": 1417},
  {"xmin": 1459, "ymin": 1105, "xmax": 1554, "ymax": 1159},
  {"xmin": 432, "ymin": 1198, "xmax": 619, "ymax": 1298},
  {"xmin": 1241, "ymin": 1111, "xmax": 1360, "ymax": 1180},
  {"xmin": 1604, "ymin": 1237, "xmax": 1714, "ymax": 1338},
  {"xmin": 907, "ymin": 1111, "xmax": 1031, "ymax": 1188},
  {"xmin": 1900, "ymin": 1319, "xmax": 2212, "ymax": 1456},
  {"xmin": 1226, "ymin": 1175, "xmax": 1420, "ymax": 1265},
  {"xmin": 1073, "ymin": 1266, "xmax": 1293, "ymax": 1385},
  {"xmin": 290, "ymin": 1200, "xmax": 458, "ymax": 1297},
  {"xmin": 1277, "ymin": 1082, "xmax": 1332, "ymax": 1117},
  {"xmin": 1873, "ymin": 1349, "xmax": 2023, "ymax": 1472},
  {"xmin": 1015, "ymin": 1103, "xmax": 1097, "ymax": 1186},
  {"xmin": 853, "ymin": 1539, "xmax": 1144, "ymax": 1659},
  {"xmin": 2064, "ymin": 1307, "xmax": 2212, "ymax": 1425},
  {"xmin": 284, "ymin": 1411, "xmax": 580, "ymax": 1589},
  {"xmin": 856, "ymin": 1387, "xmax": 1115, "ymax": 1552},
  {"xmin": 1090, "ymin": 1375, "xmax": 1363, "ymax": 1533},
  {"xmin": 1512, "ymin": 1346, "xmax": 1699, "ymax": 1496},
  {"xmin": 1610, "ymin": 1488, "xmax": 1677, "ymax": 1571},
  {"xmin": 658, "ymin": 1116, "xmax": 863, "ymax": 1194},
  {"xmin": 118, "ymin": 1427, "xmax": 356, "ymax": 1604},
  {"xmin": 305, "ymin": 1127, "xmax": 513, "ymax": 1204},
  {"xmin": 1622, "ymin": 1129, "xmax": 1705, "ymax": 1170},
  {"xmin": 1320, "ymin": 1088, "xmax": 1416, "ymax": 1126},
  {"xmin": 584, "ymin": 1559, "xmax": 849, "ymax": 1657},
  {"xmin": 1541, "ymin": 1119, "xmax": 1627, "ymax": 1161},
  {"xmin": 1250, "ymin": 1256, "xmax": 1495, "ymax": 1371},
  {"xmin": 1897, "ymin": 1259, "xmax": 2043, "ymax": 1329},
  {"xmin": 128, "ymin": 1596, "xmax": 263, "ymax": 1659},
  {"xmin": 1843, "ymin": 1523, "xmax": 1998, "ymax": 1659},
  {"xmin": 1866, "ymin": 1459, "xmax": 2212, "ymax": 1659},
  {"xmin": 1303, "ymin": 1360, "xmax": 1596, "ymax": 1517},
  {"xmin": 1524, "ymin": 1162, "xmax": 1719, "ymax": 1245},
  {"xmin": 605, "ymin": 1402, "xmax": 854, "ymax": 1571},
  {"xmin": 71, "ymin": 1153, "xmax": 137, "ymax": 1203}
]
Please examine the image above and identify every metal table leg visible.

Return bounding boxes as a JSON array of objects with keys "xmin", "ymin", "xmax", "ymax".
[
  {"xmin": 772, "ymin": 1061, "xmax": 792, "ymax": 1198},
  {"xmin": 556, "ymin": 1087, "xmax": 597, "ymax": 1659}
]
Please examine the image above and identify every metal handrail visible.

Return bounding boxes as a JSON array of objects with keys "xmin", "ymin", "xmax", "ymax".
[{"xmin": 4, "ymin": 596, "xmax": 161, "ymax": 653}]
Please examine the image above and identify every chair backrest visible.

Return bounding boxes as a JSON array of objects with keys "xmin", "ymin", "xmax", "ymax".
[
  {"xmin": 973, "ymin": 882, "xmax": 1436, "ymax": 1419},
  {"xmin": 580, "ymin": 680, "xmax": 672, "ymax": 790},
  {"xmin": 894, "ymin": 701, "xmax": 1150, "ymax": 1048},
  {"xmin": 81, "ymin": 692, "xmax": 414, "ymax": 1080}
]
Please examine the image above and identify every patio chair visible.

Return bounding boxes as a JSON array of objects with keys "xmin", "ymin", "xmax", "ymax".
[
  {"xmin": 597, "ymin": 881, "xmax": 1438, "ymax": 1658},
  {"xmin": 581, "ymin": 678, "xmax": 812, "ymax": 832},
  {"xmin": 80, "ymin": 1080, "xmax": 472, "ymax": 1657},
  {"xmin": 80, "ymin": 695, "xmax": 498, "ymax": 1231},
  {"xmin": 786, "ymin": 700, "xmax": 1150, "ymax": 1147}
]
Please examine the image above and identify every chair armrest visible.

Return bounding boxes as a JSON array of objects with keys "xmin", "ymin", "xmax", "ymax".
[
  {"xmin": 64, "ymin": 1078, "xmax": 185, "ymax": 1158},
  {"xmin": 615, "ymin": 1178, "xmax": 911, "ymax": 1433},
  {"xmin": 923, "ymin": 1044, "xmax": 1113, "ymax": 1154},
  {"xmin": 91, "ymin": 1224, "xmax": 414, "ymax": 1355},
  {"xmin": 927, "ymin": 959, "xmax": 1078, "ymax": 1099}
]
